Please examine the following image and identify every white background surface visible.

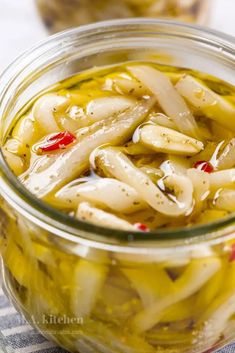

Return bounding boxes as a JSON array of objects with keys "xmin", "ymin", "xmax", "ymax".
[{"xmin": 0, "ymin": 0, "xmax": 234, "ymax": 71}]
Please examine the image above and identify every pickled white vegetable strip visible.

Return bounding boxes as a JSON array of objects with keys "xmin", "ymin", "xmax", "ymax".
[
  {"xmin": 209, "ymin": 169, "xmax": 235, "ymax": 191},
  {"xmin": 148, "ymin": 112, "xmax": 177, "ymax": 130},
  {"xmin": 86, "ymin": 96, "xmax": 135, "ymax": 121},
  {"xmin": 76, "ymin": 202, "xmax": 136, "ymax": 231},
  {"xmin": 187, "ymin": 169, "xmax": 210, "ymax": 211},
  {"xmin": 5, "ymin": 239, "xmax": 30, "ymax": 287},
  {"xmin": 214, "ymin": 189, "xmax": 235, "ymax": 211},
  {"xmin": 131, "ymin": 258, "xmax": 221, "ymax": 333},
  {"xmin": 193, "ymin": 263, "xmax": 225, "ymax": 318},
  {"xmin": 176, "ymin": 75, "xmax": 235, "ymax": 131},
  {"xmin": 140, "ymin": 166, "xmax": 163, "ymax": 179},
  {"xmin": 2, "ymin": 148, "xmax": 24, "ymax": 176},
  {"xmin": 95, "ymin": 147, "xmax": 193, "ymax": 216},
  {"xmin": 217, "ymin": 138, "xmax": 235, "ymax": 169},
  {"xmin": 114, "ymin": 78, "xmax": 148, "ymax": 97},
  {"xmin": 12, "ymin": 115, "xmax": 40, "ymax": 147},
  {"xmin": 56, "ymin": 178, "xmax": 146, "ymax": 213},
  {"xmin": 160, "ymin": 156, "xmax": 190, "ymax": 176},
  {"xmin": 199, "ymin": 292, "xmax": 235, "ymax": 347},
  {"xmin": 140, "ymin": 125, "xmax": 203, "ymax": 155},
  {"xmin": 78, "ymin": 320, "xmax": 155, "ymax": 353},
  {"xmin": 33, "ymin": 94, "xmax": 68, "ymax": 133},
  {"xmin": 123, "ymin": 267, "xmax": 174, "ymax": 307},
  {"xmin": 128, "ymin": 65, "xmax": 199, "ymax": 138},
  {"xmin": 5, "ymin": 138, "xmax": 22, "ymax": 154},
  {"xmin": 71, "ymin": 259, "xmax": 108, "ymax": 317},
  {"xmin": 196, "ymin": 209, "xmax": 228, "ymax": 224},
  {"xmin": 20, "ymin": 99, "xmax": 155, "ymax": 198},
  {"xmin": 122, "ymin": 142, "xmax": 153, "ymax": 156}
]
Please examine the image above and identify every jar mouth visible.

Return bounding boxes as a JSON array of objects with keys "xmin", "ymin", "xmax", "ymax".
[{"xmin": 0, "ymin": 18, "xmax": 235, "ymax": 247}]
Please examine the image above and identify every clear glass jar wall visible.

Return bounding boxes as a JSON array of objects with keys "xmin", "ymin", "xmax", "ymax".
[{"xmin": 0, "ymin": 20, "xmax": 235, "ymax": 353}]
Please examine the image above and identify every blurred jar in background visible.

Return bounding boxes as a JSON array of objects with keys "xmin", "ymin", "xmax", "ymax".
[{"xmin": 36, "ymin": 0, "xmax": 211, "ymax": 33}]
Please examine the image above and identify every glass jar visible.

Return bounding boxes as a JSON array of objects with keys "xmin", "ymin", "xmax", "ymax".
[
  {"xmin": 36, "ymin": 0, "xmax": 211, "ymax": 33},
  {"xmin": 0, "ymin": 19, "xmax": 235, "ymax": 353}
]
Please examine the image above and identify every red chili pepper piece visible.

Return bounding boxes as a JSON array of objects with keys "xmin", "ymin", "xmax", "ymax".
[
  {"xmin": 39, "ymin": 131, "xmax": 76, "ymax": 152},
  {"xmin": 229, "ymin": 244, "xmax": 235, "ymax": 262},
  {"xmin": 134, "ymin": 223, "xmax": 149, "ymax": 232},
  {"xmin": 193, "ymin": 160, "xmax": 214, "ymax": 173}
]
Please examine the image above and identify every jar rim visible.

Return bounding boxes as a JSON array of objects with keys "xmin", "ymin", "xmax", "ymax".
[{"xmin": 0, "ymin": 18, "xmax": 235, "ymax": 248}]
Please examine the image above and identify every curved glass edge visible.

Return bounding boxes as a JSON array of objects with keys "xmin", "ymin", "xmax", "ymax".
[
  {"xmin": 0, "ymin": 19, "xmax": 234, "ymax": 96},
  {"xmin": 0, "ymin": 19, "xmax": 235, "ymax": 247}
]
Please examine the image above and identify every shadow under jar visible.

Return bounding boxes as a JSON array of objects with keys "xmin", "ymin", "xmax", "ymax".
[
  {"xmin": 36, "ymin": 0, "xmax": 211, "ymax": 33},
  {"xmin": 0, "ymin": 20, "xmax": 235, "ymax": 353}
]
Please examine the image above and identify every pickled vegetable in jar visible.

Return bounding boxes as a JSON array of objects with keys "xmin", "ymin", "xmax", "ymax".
[
  {"xmin": 3, "ymin": 62, "xmax": 235, "ymax": 231},
  {"xmin": 2, "ymin": 18, "xmax": 235, "ymax": 353},
  {"xmin": 36, "ymin": 0, "xmax": 210, "ymax": 33}
]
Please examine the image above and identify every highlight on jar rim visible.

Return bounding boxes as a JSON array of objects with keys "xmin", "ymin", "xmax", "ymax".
[{"xmin": 0, "ymin": 19, "xmax": 235, "ymax": 353}]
